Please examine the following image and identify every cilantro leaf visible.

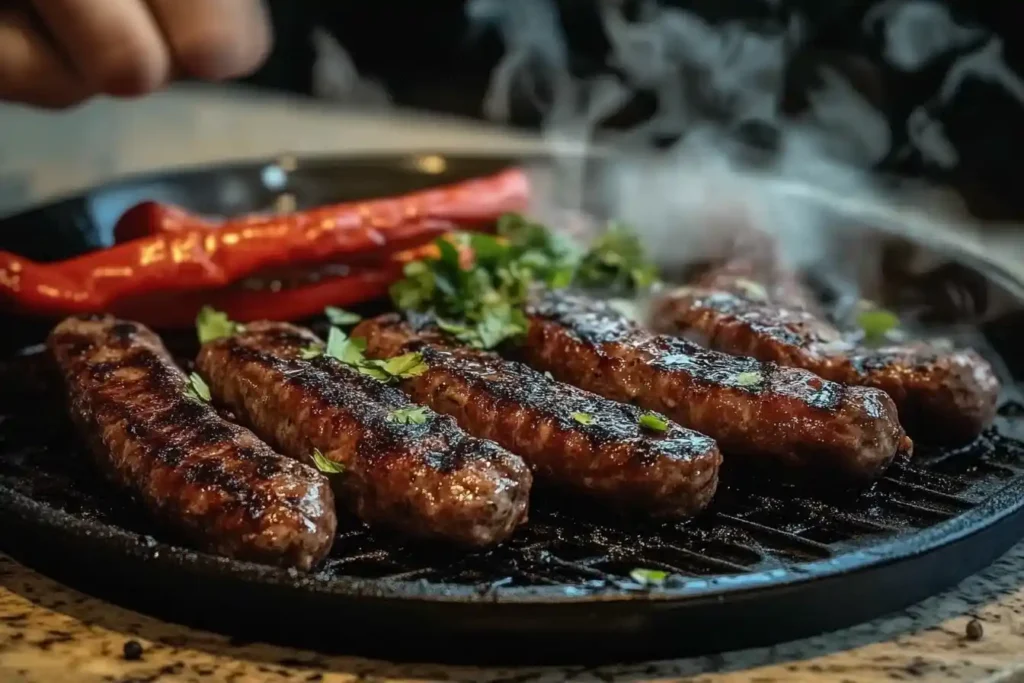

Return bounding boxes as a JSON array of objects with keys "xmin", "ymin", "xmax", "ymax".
[
  {"xmin": 196, "ymin": 306, "xmax": 242, "ymax": 344},
  {"xmin": 857, "ymin": 307, "xmax": 900, "ymax": 344},
  {"xmin": 300, "ymin": 346, "xmax": 323, "ymax": 360},
  {"xmin": 311, "ymin": 448, "xmax": 345, "ymax": 474},
  {"xmin": 639, "ymin": 412, "xmax": 669, "ymax": 432},
  {"xmin": 734, "ymin": 371, "xmax": 763, "ymax": 387},
  {"xmin": 574, "ymin": 223, "xmax": 658, "ymax": 294},
  {"xmin": 387, "ymin": 405, "xmax": 430, "ymax": 425},
  {"xmin": 571, "ymin": 412, "xmax": 594, "ymax": 425},
  {"xmin": 359, "ymin": 352, "xmax": 428, "ymax": 383},
  {"xmin": 324, "ymin": 306, "xmax": 361, "ymax": 327},
  {"xmin": 324, "ymin": 327, "xmax": 367, "ymax": 365},
  {"xmin": 184, "ymin": 372, "xmax": 211, "ymax": 402},
  {"xmin": 630, "ymin": 568, "xmax": 668, "ymax": 586}
]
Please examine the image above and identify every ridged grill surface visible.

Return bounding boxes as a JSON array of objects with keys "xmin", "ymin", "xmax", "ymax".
[{"xmin": 2, "ymin": 338, "xmax": 1022, "ymax": 590}]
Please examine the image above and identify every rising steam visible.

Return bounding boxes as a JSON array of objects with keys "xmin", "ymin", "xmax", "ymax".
[{"xmin": 467, "ymin": 0, "xmax": 1013, "ymax": 313}]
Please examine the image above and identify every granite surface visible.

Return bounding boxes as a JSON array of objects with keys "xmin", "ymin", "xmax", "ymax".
[
  {"xmin": 1, "ymin": 86, "xmax": 1024, "ymax": 682},
  {"xmin": 1, "ymin": 545, "xmax": 1024, "ymax": 683}
]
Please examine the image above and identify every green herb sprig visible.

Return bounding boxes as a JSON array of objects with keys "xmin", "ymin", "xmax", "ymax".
[
  {"xmin": 311, "ymin": 448, "xmax": 345, "ymax": 474},
  {"xmin": 388, "ymin": 213, "xmax": 658, "ymax": 350},
  {"xmin": 196, "ymin": 306, "xmax": 243, "ymax": 344}
]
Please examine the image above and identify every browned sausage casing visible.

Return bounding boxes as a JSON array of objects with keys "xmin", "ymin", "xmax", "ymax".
[
  {"xmin": 651, "ymin": 270, "xmax": 1001, "ymax": 445},
  {"xmin": 524, "ymin": 291, "xmax": 910, "ymax": 483},
  {"xmin": 196, "ymin": 322, "xmax": 531, "ymax": 547},
  {"xmin": 47, "ymin": 315, "xmax": 337, "ymax": 571},
  {"xmin": 354, "ymin": 314, "xmax": 722, "ymax": 519}
]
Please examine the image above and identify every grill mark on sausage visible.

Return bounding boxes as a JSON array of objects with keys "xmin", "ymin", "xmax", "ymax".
[
  {"xmin": 47, "ymin": 315, "xmax": 337, "ymax": 571},
  {"xmin": 652, "ymin": 272, "xmax": 1001, "ymax": 445},
  {"xmin": 196, "ymin": 321, "xmax": 531, "ymax": 547},
  {"xmin": 525, "ymin": 290, "xmax": 908, "ymax": 483},
  {"xmin": 355, "ymin": 314, "xmax": 722, "ymax": 518}
]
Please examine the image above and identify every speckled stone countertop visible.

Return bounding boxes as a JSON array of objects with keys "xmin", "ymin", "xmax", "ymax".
[
  {"xmin": 1, "ymin": 546, "xmax": 1024, "ymax": 683},
  {"xmin": 1, "ymin": 86, "xmax": 1024, "ymax": 682}
]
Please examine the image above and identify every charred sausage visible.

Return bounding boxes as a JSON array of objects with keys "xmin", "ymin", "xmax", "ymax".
[
  {"xmin": 47, "ymin": 315, "xmax": 337, "ymax": 571},
  {"xmin": 354, "ymin": 314, "xmax": 722, "ymax": 519},
  {"xmin": 651, "ymin": 268, "xmax": 1001, "ymax": 445},
  {"xmin": 196, "ymin": 321, "xmax": 531, "ymax": 547},
  {"xmin": 524, "ymin": 291, "xmax": 909, "ymax": 483}
]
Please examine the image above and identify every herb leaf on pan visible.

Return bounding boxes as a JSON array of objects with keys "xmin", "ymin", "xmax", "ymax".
[
  {"xmin": 389, "ymin": 213, "xmax": 658, "ymax": 349},
  {"xmin": 638, "ymin": 412, "xmax": 669, "ymax": 432},
  {"xmin": 324, "ymin": 306, "xmax": 362, "ymax": 327},
  {"xmin": 196, "ymin": 306, "xmax": 243, "ymax": 344},
  {"xmin": 311, "ymin": 448, "xmax": 345, "ymax": 474},
  {"xmin": 387, "ymin": 405, "xmax": 430, "ymax": 425},
  {"xmin": 630, "ymin": 568, "xmax": 668, "ymax": 586},
  {"xmin": 184, "ymin": 372, "xmax": 211, "ymax": 403}
]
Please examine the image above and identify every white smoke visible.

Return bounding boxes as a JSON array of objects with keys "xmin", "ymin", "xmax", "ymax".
[{"xmin": 468, "ymin": 0, "xmax": 1005, "ymax": 308}]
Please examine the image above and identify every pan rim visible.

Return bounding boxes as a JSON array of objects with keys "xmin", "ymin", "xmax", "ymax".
[{"xmin": 1, "ymin": 150, "xmax": 1022, "ymax": 608}]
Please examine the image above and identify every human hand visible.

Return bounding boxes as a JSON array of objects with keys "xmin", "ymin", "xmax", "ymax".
[{"xmin": 0, "ymin": 0, "xmax": 271, "ymax": 108}]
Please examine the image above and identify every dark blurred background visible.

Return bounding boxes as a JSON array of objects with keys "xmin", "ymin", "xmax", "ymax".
[{"xmin": 236, "ymin": 0, "xmax": 1024, "ymax": 221}]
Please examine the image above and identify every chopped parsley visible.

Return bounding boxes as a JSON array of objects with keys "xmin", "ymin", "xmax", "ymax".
[
  {"xmin": 571, "ymin": 412, "xmax": 595, "ymax": 425},
  {"xmin": 387, "ymin": 405, "xmax": 430, "ymax": 425},
  {"xmin": 638, "ymin": 412, "xmax": 669, "ymax": 432},
  {"xmin": 324, "ymin": 326, "xmax": 366, "ymax": 365},
  {"xmin": 184, "ymin": 372, "xmax": 211, "ymax": 402},
  {"xmin": 313, "ymin": 326, "xmax": 427, "ymax": 384},
  {"xmin": 195, "ymin": 306, "xmax": 243, "ymax": 344},
  {"xmin": 734, "ymin": 371, "xmax": 762, "ymax": 387},
  {"xmin": 573, "ymin": 223, "xmax": 658, "ymax": 295},
  {"xmin": 857, "ymin": 306, "xmax": 900, "ymax": 344},
  {"xmin": 630, "ymin": 568, "xmax": 669, "ymax": 586},
  {"xmin": 311, "ymin": 448, "xmax": 345, "ymax": 474},
  {"xmin": 324, "ymin": 306, "xmax": 362, "ymax": 327},
  {"xmin": 299, "ymin": 346, "xmax": 323, "ymax": 360},
  {"xmin": 388, "ymin": 214, "xmax": 657, "ymax": 350}
]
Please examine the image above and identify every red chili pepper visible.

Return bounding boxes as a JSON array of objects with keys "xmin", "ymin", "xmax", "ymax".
[
  {"xmin": 108, "ymin": 237, "xmax": 470, "ymax": 328},
  {"xmin": 113, "ymin": 167, "xmax": 529, "ymax": 243},
  {"xmin": 110, "ymin": 266, "xmax": 402, "ymax": 329},
  {"xmin": 0, "ymin": 168, "xmax": 529, "ymax": 319}
]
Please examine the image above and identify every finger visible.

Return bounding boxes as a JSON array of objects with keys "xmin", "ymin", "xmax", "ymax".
[
  {"xmin": 146, "ymin": 0, "xmax": 271, "ymax": 81},
  {"xmin": 0, "ymin": 8, "xmax": 91, "ymax": 108},
  {"xmin": 32, "ymin": 0, "xmax": 171, "ymax": 97}
]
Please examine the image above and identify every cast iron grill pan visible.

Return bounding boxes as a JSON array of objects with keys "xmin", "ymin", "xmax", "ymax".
[{"xmin": 0, "ymin": 154, "xmax": 1022, "ymax": 665}]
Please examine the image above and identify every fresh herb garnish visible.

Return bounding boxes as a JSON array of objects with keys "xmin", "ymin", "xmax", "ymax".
[
  {"xmin": 196, "ymin": 306, "xmax": 243, "ymax": 344},
  {"xmin": 311, "ymin": 448, "xmax": 345, "ymax": 474},
  {"xmin": 571, "ymin": 412, "xmax": 595, "ymax": 425},
  {"xmin": 358, "ymin": 352, "xmax": 428, "ymax": 383},
  {"xmin": 324, "ymin": 327, "xmax": 367, "ymax": 365},
  {"xmin": 638, "ymin": 412, "xmax": 669, "ymax": 432},
  {"xmin": 184, "ymin": 372, "xmax": 211, "ymax": 402},
  {"xmin": 857, "ymin": 306, "xmax": 900, "ymax": 344},
  {"xmin": 630, "ymin": 568, "xmax": 669, "ymax": 586},
  {"xmin": 324, "ymin": 306, "xmax": 362, "ymax": 327},
  {"xmin": 300, "ymin": 346, "xmax": 323, "ymax": 360},
  {"xmin": 388, "ymin": 214, "xmax": 657, "ymax": 350},
  {"xmin": 574, "ymin": 223, "xmax": 658, "ymax": 295},
  {"xmin": 387, "ymin": 405, "xmax": 430, "ymax": 425},
  {"xmin": 734, "ymin": 371, "xmax": 762, "ymax": 387},
  {"xmin": 316, "ymin": 326, "xmax": 426, "ymax": 384}
]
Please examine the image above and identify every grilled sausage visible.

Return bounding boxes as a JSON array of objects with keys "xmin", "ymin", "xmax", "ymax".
[
  {"xmin": 196, "ymin": 322, "xmax": 531, "ymax": 547},
  {"xmin": 524, "ymin": 291, "xmax": 910, "ymax": 483},
  {"xmin": 47, "ymin": 315, "xmax": 336, "ymax": 571},
  {"xmin": 651, "ymin": 269, "xmax": 1001, "ymax": 445},
  {"xmin": 354, "ymin": 314, "xmax": 722, "ymax": 518}
]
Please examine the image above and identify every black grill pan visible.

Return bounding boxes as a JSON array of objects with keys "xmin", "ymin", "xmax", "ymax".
[{"xmin": 0, "ymin": 153, "xmax": 1022, "ymax": 665}]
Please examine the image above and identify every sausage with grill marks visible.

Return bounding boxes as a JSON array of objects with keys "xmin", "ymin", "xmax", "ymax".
[
  {"xmin": 47, "ymin": 315, "xmax": 337, "ymax": 571},
  {"xmin": 196, "ymin": 321, "xmax": 531, "ymax": 547},
  {"xmin": 354, "ymin": 314, "xmax": 722, "ymax": 519},
  {"xmin": 524, "ymin": 290, "xmax": 910, "ymax": 483},
  {"xmin": 651, "ymin": 266, "xmax": 1001, "ymax": 445}
]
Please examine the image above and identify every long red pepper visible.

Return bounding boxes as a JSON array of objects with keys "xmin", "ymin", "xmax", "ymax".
[
  {"xmin": 0, "ymin": 168, "xmax": 529, "ymax": 318},
  {"xmin": 108, "ymin": 238, "xmax": 468, "ymax": 328}
]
